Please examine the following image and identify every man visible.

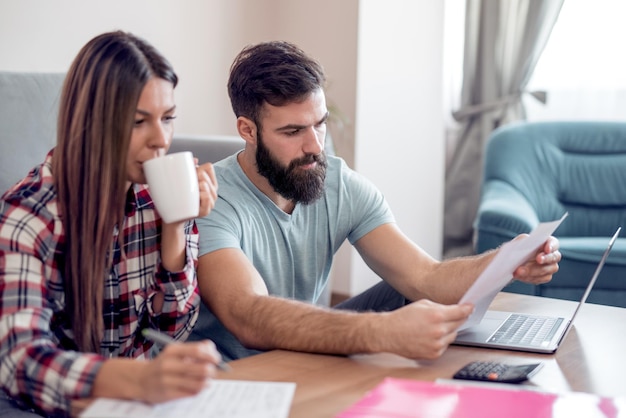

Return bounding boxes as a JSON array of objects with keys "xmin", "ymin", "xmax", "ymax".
[{"xmin": 189, "ymin": 41, "xmax": 560, "ymax": 361}]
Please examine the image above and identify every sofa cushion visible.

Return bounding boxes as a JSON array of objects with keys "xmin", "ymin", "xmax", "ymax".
[{"xmin": 0, "ymin": 72, "xmax": 65, "ymax": 194}]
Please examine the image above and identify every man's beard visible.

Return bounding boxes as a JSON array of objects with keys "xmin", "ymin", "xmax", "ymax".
[{"xmin": 256, "ymin": 132, "xmax": 327, "ymax": 205}]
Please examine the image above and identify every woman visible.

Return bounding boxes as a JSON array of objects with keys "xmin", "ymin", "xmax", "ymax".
[{"xmin": 0, "ymin": 31, "xmax": 221, "ymax": 417}]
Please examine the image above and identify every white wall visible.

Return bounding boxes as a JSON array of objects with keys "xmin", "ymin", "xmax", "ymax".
[
  {"xmin": 347, "ymin": 0, "xmax": 445, "ymax": 295},
  {"xmin": 0, "ymin": 0, "xmax": 445, "ymax": 297},
  {"xmin": 0, "ymin": 0, "xmax": 358, "ymax": 142},
  {"xmin": 0, "ymin": 0, "xmax": 224, "ymax": 135}
]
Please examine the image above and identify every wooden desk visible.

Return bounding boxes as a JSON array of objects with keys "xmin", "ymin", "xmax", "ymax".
[{"xmin": 217, "ymin": 293, "xmax": 626, "ymax": 417}]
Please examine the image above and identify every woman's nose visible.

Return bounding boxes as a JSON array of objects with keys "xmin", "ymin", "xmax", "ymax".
[{"xmin": 149, "ymin": 124, "xmax": 170, "ymax": 150}]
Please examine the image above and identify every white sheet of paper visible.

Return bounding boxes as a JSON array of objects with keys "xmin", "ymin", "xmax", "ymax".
[
  {"xmin": 80, "ymin": 379, "xmax": 296, "ymax": 418},
  {"xmin": 458, "ymin": 213, "xmax": 567, "ymax": 330}
]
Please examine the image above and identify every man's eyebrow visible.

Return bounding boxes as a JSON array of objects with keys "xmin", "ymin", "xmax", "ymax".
[
  {"xmin": 276, "ymin": 123, "xmax": 307, "ymax": 132},
  {"xmin": 135, "ymin": 105, "xmax": 177, "ymax": 116},
  {"xmin": 275, "ymin": 112, "xmax": 329, "ymax": 131}
]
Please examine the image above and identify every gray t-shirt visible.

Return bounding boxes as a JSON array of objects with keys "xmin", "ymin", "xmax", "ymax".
[{"xmin": 190, "ymin": 153, "xmax": 395, "ymax": 360}]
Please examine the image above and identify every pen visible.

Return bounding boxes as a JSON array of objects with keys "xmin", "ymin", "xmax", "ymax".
[{"xmin": 142, "ymin": 328, "xmax": 231, "ymax": 372}]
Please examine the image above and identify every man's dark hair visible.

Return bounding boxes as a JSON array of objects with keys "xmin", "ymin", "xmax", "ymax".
[{"xmin": 227, "ymin": 41, "xmax": 326, "ymax": 125}]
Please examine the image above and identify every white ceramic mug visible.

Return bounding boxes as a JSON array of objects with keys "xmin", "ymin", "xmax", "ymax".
[{"xmin": 143, "ymin": 151, "xmax": 199, "ymax": 223}]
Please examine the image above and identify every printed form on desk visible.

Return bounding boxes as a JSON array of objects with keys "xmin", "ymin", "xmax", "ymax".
[{"xmin": 80, "ymin": 379, "xmax": 296, "ymax": 418}]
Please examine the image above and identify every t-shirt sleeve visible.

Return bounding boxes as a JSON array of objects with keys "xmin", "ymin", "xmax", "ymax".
[
  {"xmin": 196, "ymin": 197, "xmax": 243, "ymax": 257},
  {"xmin": 342, "ymin": 168, "xmax": 396, "ymax": 245}
]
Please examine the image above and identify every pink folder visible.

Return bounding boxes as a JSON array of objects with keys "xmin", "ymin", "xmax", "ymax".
[{"xmin": 336, "ymin": 378, "xmax": 623, "ymax": 418}]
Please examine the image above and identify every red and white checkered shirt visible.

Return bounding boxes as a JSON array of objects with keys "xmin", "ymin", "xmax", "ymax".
[{"xmin": 0, "ymin": 150, "xmax": 201, "ymax": 416}]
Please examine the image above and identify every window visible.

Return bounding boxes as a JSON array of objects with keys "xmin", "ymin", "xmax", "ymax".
[{"xmin": 525, "ymin": 0, "xmax": 626, "ymax": 121}]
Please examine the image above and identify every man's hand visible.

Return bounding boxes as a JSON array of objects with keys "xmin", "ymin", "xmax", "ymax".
[
  {"xmin": 380, "ymin": 299, "xmax": 474, "ymax": 360},
  {"xmin": 513, "ymin": 236, "xmax": 561, "ymax": 284}
]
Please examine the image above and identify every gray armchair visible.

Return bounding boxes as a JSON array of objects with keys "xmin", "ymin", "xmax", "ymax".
[
  {"xmin": 168, "ymin": 134, "xmax": 243, "ymax": 164},
  {"xmin": 0, "ymin": 71, "xmax": 244, "ymax": 195},
  {"xmin": 474, "ymin": 121, "xmax": 626, "ymax": 308},
  {"xmin": 0, "ymin": 72, "xmax": 64, "ymax": 195}
]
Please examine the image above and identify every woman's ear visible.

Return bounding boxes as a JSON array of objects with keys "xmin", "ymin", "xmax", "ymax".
[{"xmin": 237, "ymin": 117, "xmax": 258, "ymax": 146}]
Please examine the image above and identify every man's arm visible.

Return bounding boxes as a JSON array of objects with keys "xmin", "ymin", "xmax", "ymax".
[
  {"xmin": 354, "ymin": 223, "xmax": 561, "ymax": 305},
  {"xmin": 195, "ymin": 224, "xmax": 559, "ymax": 360},
  {"xmin": 354, "ymin": 223, "xmax": 492, "ymax": 304},
  {"xmin": 196, "ymin": 248, "xmax": 472, "ymax": 360}
]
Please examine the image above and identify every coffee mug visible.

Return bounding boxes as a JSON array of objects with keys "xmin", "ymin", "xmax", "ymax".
[{"xmin": 143, "ymin": 151, "xmax": 199, "ymax": 223}]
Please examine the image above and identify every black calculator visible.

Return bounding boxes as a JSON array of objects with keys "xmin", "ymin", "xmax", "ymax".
[{"xmin": 453, "ymin": 361, "xmax": 543, "ymax": 384}]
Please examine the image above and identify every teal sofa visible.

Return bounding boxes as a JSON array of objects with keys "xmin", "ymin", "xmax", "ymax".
[{"xmin": 474, "ymin": 121, "xmax": 626, "ymax": 308}]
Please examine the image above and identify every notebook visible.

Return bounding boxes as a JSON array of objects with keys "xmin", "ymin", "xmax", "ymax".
[{"xmin": 453, "ymin": 227, "xmax": 621, "ymax": 354}]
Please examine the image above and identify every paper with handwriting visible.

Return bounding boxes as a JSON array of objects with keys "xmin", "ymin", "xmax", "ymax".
[{"xmin": 80, "ymin": 379, "xmax": 296, "ymax": 418}]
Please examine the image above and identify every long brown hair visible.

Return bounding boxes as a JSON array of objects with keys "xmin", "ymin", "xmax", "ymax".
[{"xmin": 52, "ymin": 31, "xmax": 178, "ymax": 352}]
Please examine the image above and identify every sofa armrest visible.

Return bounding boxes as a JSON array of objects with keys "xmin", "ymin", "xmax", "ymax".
[
  {"xmin": 473, "ymin": 180, "xmax": 540, "ymax": 253},
  {"xmin": 169, "ymin": 134, "xmax": 244, "ymax": 164}
]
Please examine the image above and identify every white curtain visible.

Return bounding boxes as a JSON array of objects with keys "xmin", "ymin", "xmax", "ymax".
[{"xmin": 443, "ymin": 0, "xmax": 563, "ymax": 258}]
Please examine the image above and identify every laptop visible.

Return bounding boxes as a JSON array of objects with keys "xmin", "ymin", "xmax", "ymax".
[{"xmin": 453, "ymin": 227, "xmax": 621, "ymax": 354}]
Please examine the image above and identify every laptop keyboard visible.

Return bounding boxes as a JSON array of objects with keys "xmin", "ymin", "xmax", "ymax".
[{"xmin": 489, "ymin": 314, "xmax": 564, "ymax": 346}]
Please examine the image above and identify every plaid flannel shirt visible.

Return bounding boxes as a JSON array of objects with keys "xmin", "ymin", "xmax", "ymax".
[{"xmin": 0, "ymin": 151, "xmax": 201, "ymax": 416}]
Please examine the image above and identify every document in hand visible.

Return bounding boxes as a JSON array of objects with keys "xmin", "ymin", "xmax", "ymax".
[
  {"xmin": 336, "ymin": 378, "xmax": 624, "ymax": 418},
  {"xmin": 459, "ymin": 213, "xmax": 567, "ymax": 330}
]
